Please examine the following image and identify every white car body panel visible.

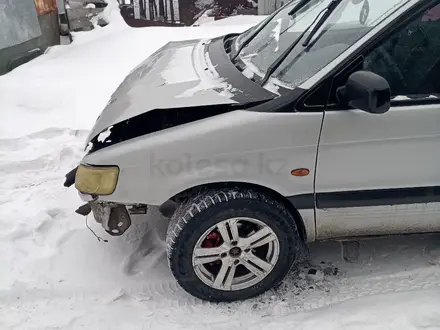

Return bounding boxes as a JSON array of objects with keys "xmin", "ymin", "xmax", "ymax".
[
  {"xmin": 316, "ymin": 103, "xmax": 440, "ymax": 239},
  {"xmin": 83, "ymin": 109, "xmax": 323, "ymax": 206},
  {"xmin": 317, "ymin": 203, "xmax": 440, "ymax": 239}
]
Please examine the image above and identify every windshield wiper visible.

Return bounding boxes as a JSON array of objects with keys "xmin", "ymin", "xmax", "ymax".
[
  {"xmin": 288, "ymin": 0, "xmax": 312, "ymax": 17},
  {"xmin": 230, "ymin": 7, "xmax": 283, "ymax": 61},
  {"xmin": 302, "ymin": 0, "xmax": 342, "ymax": 47},
  {"xmin": 259, "ymin": 5, "xmax": 329, "ymax": 86},
  {"xmin": 230, "ymin": 0, "xmax": 308, "ymax": 61}
]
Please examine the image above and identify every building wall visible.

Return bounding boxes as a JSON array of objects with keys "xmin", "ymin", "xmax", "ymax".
[
  {"xmin": 0, "ymin": 0, "xmax": 42, "ymax": 50},
  {"xmin": 0, "ymin": 0, "xmax": 60, "ymax": 76}
]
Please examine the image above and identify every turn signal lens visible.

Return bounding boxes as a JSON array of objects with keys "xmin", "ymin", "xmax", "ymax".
[
  {"xmin": 75, "ymin": 165, "xmax": 119, "ymax": 195},
  {"xmin": 291, "ymin": 168, "xmax": 310, "ymax": 177}
]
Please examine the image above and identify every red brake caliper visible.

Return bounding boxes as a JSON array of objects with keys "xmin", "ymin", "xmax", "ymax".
[{"xmin": 201, "ymin": 230, "xmax": 222, "ymax": 248}]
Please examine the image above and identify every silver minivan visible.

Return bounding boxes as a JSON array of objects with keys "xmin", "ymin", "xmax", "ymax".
[{"xmin": 65, "ymin": 0, "xmax": 440, "ymax": 302}]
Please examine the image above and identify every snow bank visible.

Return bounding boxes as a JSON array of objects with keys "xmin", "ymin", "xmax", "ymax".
[{"xmin": 201, "ymin": 14, "xmax": 268, "ymax": 26}]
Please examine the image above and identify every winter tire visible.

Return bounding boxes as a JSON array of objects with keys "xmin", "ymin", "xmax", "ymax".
[{"xmin": 166, "ymin": 187, "xmax": 300, "ymax": 302}]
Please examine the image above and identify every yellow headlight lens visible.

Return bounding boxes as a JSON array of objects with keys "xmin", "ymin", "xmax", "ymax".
[{"xmin": 75, "ymin": 165, "xmax": 119, "ymax": 195}]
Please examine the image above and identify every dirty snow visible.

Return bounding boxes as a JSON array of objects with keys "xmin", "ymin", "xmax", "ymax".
[{"xmin": 1, "ymin": 3, "xmax": 440, "ymax": 330}]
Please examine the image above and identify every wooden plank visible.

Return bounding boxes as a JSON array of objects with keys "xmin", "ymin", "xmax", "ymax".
[{"xmin": 34, "ymin": 0, "xmax": 57, "ymax": 16}]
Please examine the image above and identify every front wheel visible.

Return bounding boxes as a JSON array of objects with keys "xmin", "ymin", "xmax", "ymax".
[{"xmin": 166, "ymin": 187, "xmax": 300, "ymax": 302}]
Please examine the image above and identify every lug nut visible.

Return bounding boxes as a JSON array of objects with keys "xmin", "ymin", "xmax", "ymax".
[
  {"xmin": 231, "ymin": 241, "xmax": 237, "ymax": 246},
  {"xmin": 244, "ymin": 248, "xmax": 251, "ymax": 253},
  {"xmin": 234, "ymin": 260, "xmax": 239, "ymax": 265},
  {"xmin": 221, "ymin": 253, "xmax": 227, "ymax": 258}
]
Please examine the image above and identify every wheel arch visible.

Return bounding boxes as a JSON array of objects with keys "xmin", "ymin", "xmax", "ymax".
[{"xmin": 169, "ymin": 181, "xmax": 308, "ymax": 242}]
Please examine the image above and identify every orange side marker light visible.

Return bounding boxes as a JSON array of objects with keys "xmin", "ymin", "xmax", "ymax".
[{"xmin": 291, "ymin": 168, "xmax": 310, "ymax": 177}]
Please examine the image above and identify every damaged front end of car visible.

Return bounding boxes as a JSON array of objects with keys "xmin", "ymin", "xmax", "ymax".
[
  {"xmin": 62, "ymin": 35, "xmax": 278, "ymax": 237},
  {"xmin": 64, "ymin": 164, "xmax": 147, "ymax": 236}
]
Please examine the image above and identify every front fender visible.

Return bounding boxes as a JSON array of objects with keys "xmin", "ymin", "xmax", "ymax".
[{"xmin": 81, "ymin": 110, "xmax": 322, "ymax": 205}]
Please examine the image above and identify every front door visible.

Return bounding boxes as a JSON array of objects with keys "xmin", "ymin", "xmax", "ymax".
[{"xmin": 315, "ymin": 1, "xmax": 440, "ymax": 239}]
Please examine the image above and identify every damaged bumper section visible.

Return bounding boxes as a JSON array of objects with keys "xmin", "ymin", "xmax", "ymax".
[
  {"xmin": 75, "ymin": 201, "xmax": 148, "ymax": 236},
  {"xmin": 65, "ymin": 165, "xmax": 147, "ymax": 236},
  {"xmin": 63, "ymin": 166, "xmax": 78, "ymax": 187},
  {"xmin": 73, "ymin": 196, "xmax": 134, "ymax": 236},
  {"xmin": 79, "ymin": 202, "xmax": 132, "ymax": 236}
]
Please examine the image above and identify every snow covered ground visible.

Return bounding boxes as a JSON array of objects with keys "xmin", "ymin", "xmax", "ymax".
[{"xmin": 1, "ymin": 4, "xmax": 440, "ymax": 329}]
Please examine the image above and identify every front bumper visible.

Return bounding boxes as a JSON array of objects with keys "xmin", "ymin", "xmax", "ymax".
[
  {"xmin": 75, "ymin": 200, "xmax": 133, "ymax": 236},
  {"xmin": 91, "ymin": 202, "xmax": 132, "ymax": 236},
  {"xmin": 64, "ymin": 166, "xmax": 133, "ymax": 236}
]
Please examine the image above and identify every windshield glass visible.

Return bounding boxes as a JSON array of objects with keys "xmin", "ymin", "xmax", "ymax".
[
  {"xmin": 235, "ymin": 0, "xmax": 412, "ymax": 90},
  {"xmin": 234, "ymin": 0, "xmax": 301, "ymax": 51}
]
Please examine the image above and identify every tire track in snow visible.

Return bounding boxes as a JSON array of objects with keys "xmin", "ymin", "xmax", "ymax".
[
  {"xmin": 259, "ymin": 236, "xmax": 440, "ymax": 315},
  {"xmin": 98, "ymin": 236, "xmax": 440, "ymax": 314}
]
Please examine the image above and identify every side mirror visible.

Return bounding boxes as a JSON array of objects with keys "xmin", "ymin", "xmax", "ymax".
[{"xmin": 337, "ymin": 70, "xmax": 391, "ymax": 114}]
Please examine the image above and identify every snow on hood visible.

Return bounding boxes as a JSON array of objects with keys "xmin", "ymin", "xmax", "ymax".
[{"xmin": 87, "ymin": 38, "xmax": 237, "ymax": 142}]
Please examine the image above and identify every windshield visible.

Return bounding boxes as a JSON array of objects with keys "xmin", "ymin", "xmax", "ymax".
[{"xmin": 234, "ymin": 0, "xmax": 412, "ymax": 90}]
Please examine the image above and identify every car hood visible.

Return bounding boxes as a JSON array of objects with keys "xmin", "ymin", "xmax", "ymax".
[{"xmin": 87, "ymin": 37, "xmax": 275, "ymax": 144}]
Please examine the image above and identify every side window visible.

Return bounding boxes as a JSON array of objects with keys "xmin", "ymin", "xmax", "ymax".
[{"xmin": 363, "ymin": 2, "xmax": 440, "ymax": 98}]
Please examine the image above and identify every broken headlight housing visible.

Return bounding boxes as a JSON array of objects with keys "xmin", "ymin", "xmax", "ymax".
[{"xmin": 75, "ymin": 164, "xmax": 119, "ymax": 195}]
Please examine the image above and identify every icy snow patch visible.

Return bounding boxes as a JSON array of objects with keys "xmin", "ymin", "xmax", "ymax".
[
  {"xmin": 272, "ymin": 18, "xmax": 282, "ymax": 52},
  {"xmin": 85, "ymin": 141, "xmax": 93, "ymax": 153},
  {"xmin": 242, "ymin": 66, "xmax": 255, "ymax": 79},
  {"xmin": 393, "ymin": 94, "xmax": 439, "ymax": 101},
  {"xmin": 161, "ymin": 46, "xmax": 199, "ymax": 84},
  {"xmin": 176, "ymin": 43, "xmax": 235, "ymax": 99},
  {"xmin": 97, "ymin": 125, "xmax": 113, "ymax": 142},
  {"xmin": 264, "ymin": 78, "xmax": 281, "ymax": 96}
]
